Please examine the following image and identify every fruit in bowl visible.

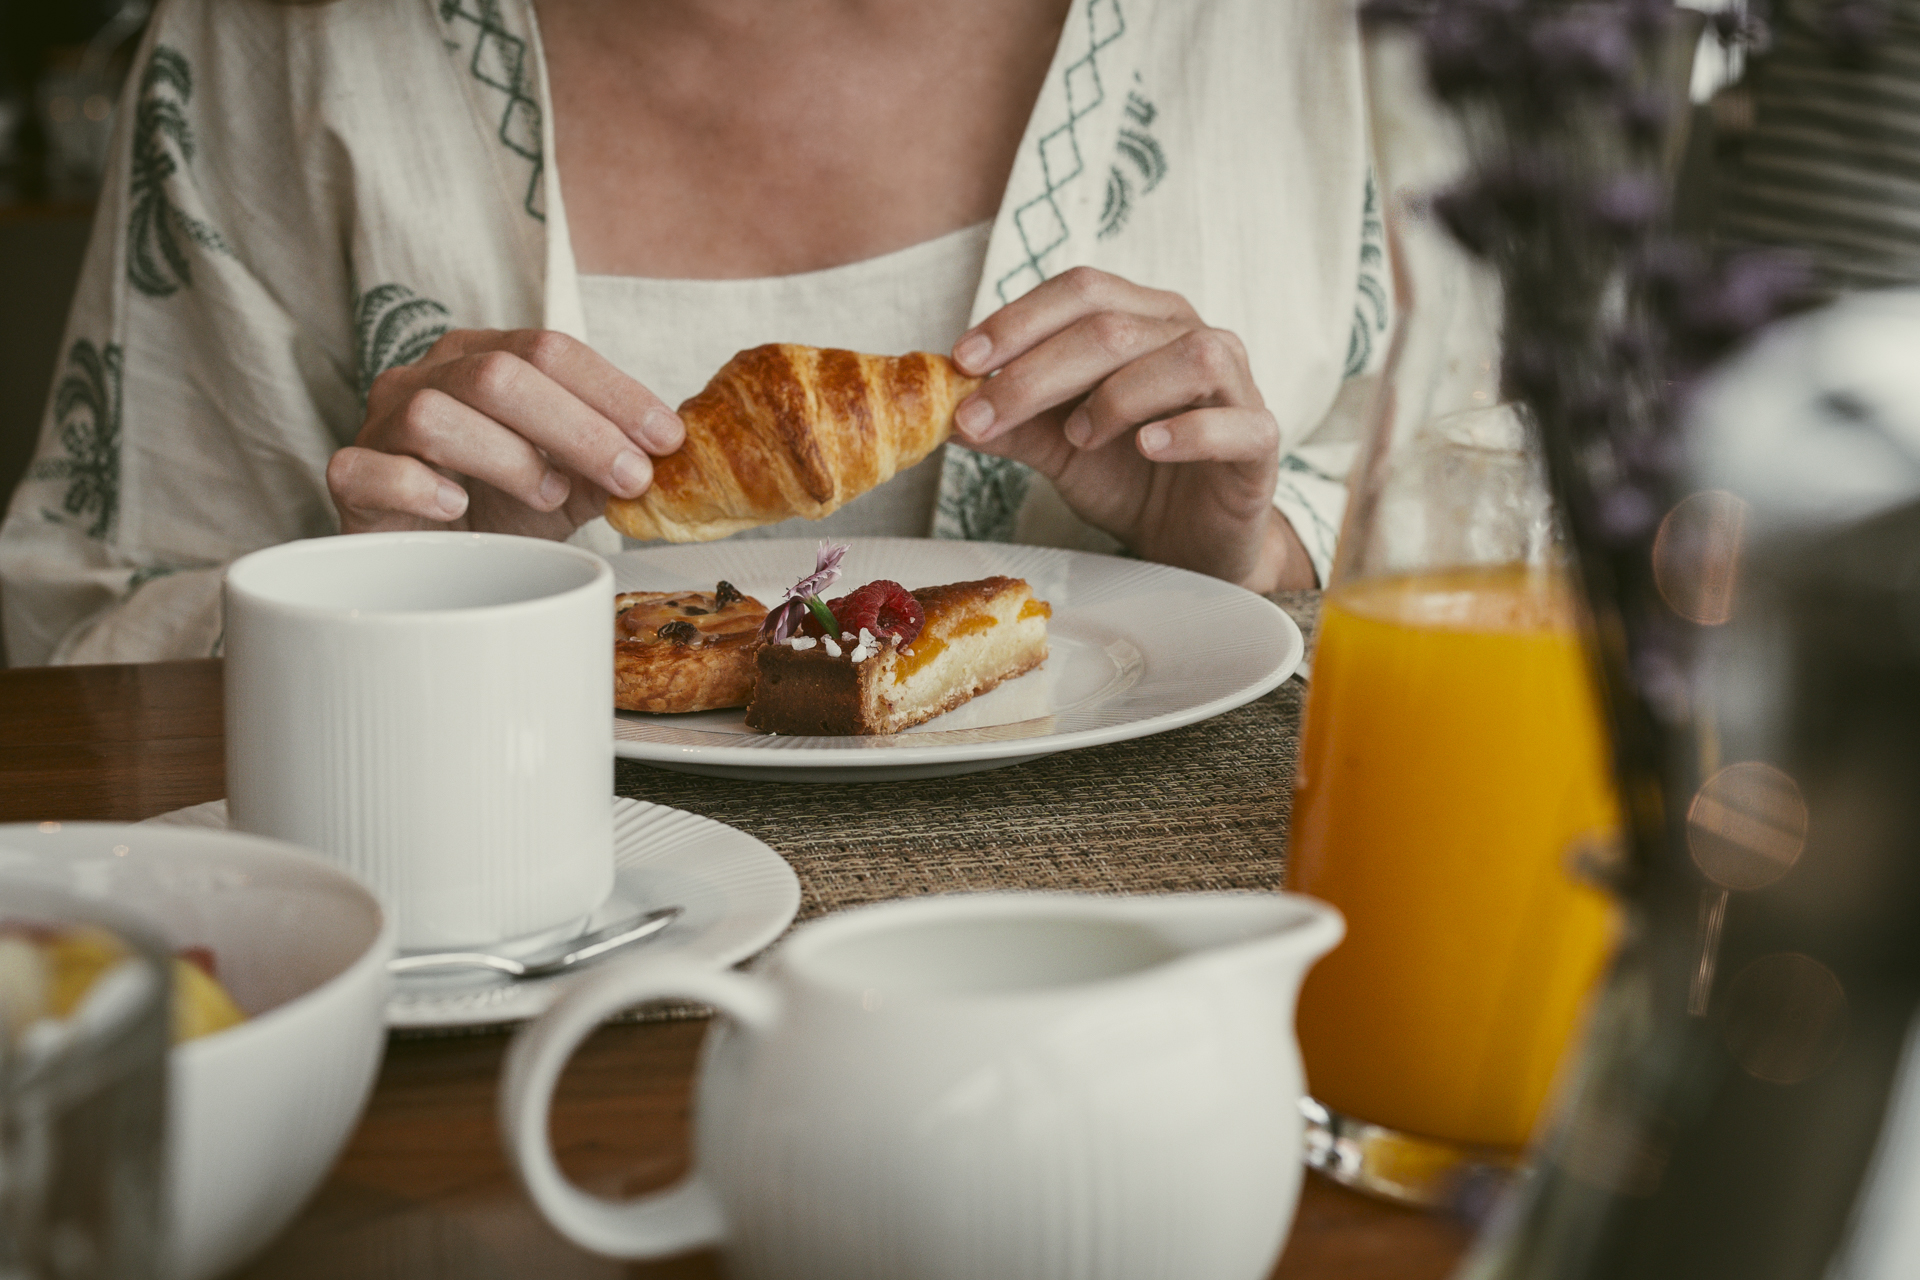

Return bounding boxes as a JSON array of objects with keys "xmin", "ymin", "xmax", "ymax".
[
  {"xmin": 0, "ymin": 823, "xmax": 395, "ymax": 1280},
  {"xmin": 2, "ymin": 925, "xmax": 250, "ymax": 1044}
]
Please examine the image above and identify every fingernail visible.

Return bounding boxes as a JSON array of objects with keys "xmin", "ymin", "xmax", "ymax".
[
  {"xmin": 610, "ymin": 450, "xmax": 649, "ymax": 497},
  {"xmin": 953, "ymin": 332, "xmax": 991, "ymax": 373},
  {"xmin": 436, "ymin": 481, "xmax": 469, "ymax": 519},
  {"xmin": 954, "ymin": 396, "xmax": 994, "ymax": 440},
  {"xmin": 1139, "ymin": 424, "xmax": 1171, "ymax": 455},
  {"xmin": 642, "ymin": 409, "xmax": 684, "ymax": 450},
  {"xmin": 538, "ymin": 470, "xmax": 571, "ymax": 508},
  {"xmin": 1065, "ymin": 407, "xmax": 1093, "ymax": 448}
]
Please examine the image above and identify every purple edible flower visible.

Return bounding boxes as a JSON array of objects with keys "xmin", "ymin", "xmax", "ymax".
[{"xmin": 760, "ymin": 541, "xmax": 849, "ymax": 643}]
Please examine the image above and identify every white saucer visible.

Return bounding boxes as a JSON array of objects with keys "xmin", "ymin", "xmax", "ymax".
[{"xmin": 144, "ymin": 798, "xmax": 801, "ymax": 1030}]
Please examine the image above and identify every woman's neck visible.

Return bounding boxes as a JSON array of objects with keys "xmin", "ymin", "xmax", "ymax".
[{"xmin": 537, "ymin": 0, "xmax": 1069, "ymax": 279}]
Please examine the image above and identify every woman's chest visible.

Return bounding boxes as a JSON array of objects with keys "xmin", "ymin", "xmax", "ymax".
[{"xmin": 536, "ymin": 0, "xmax": 1068, "ymax": 279}]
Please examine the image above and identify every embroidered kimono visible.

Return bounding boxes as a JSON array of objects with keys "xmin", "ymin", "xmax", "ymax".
[{"xmin": 0, "ymin": 0, "xmax": 1385, "ymax": 666}]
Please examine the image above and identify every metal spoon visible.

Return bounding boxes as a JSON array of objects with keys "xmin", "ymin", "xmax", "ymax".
[{"xmin": 387, "ymin": 905, "xmax": 683, "ymax": 980}]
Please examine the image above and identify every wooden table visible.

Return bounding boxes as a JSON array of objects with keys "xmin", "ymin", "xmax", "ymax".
[{"xmin": 0, "ymin": 659, "xmax": 1473, "ymax": 1279}]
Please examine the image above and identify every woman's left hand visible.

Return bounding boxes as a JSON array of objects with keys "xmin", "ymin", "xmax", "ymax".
[{"xmin": 950, "ymin": 266, "xmax": 1314, "ymax": 593}]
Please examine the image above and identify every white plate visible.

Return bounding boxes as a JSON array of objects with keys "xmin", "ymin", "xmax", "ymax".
[
  {"xmin": 609, "ymin": 538, "xmax": 1302, "ymax": 781},
  {"xmin": 144, "ymin": 798, "xmax": 801, "ymax": 1030}
]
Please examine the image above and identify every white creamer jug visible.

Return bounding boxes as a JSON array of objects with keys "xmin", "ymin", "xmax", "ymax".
[{"xmin": 500, "ymin": 891, "xmax": 1342, "ymax": 1280}]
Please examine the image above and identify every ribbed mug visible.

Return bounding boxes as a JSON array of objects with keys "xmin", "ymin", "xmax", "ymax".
[{"xmin": 224, "ymin": 531, "xmax": 614, "ymax": 951}]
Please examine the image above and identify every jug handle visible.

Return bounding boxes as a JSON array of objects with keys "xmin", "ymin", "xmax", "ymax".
[{"xmin": 499, "ymin": 955, "xmax": 778, "ymax": 1259}]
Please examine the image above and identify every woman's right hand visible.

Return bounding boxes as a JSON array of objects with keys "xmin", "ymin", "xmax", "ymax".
[{"xmin": 327, "ymin": 329, "xmax": 685, "ymax": 538}]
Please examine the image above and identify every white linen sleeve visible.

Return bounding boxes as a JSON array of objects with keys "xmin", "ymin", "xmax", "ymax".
[
  {"xmin": 0, "ymin": 6, "xmax": 356, "ymax": 665},
  {"xmin": 1272, "ymin": 384, "xmax": 1371, "ymax": 589},
  {"xmin": 1270, "ymin": 169, "xmax": 1392, "ymax": 587}
]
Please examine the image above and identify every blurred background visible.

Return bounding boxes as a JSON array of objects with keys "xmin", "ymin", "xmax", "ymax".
[{"xmin": 0, "ymin": 0, "xmax": 148, "ymax": 526}]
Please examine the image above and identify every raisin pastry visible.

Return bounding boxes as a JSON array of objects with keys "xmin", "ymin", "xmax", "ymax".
[{"xmin": 614, "ymin": 581, "xmax": 767, "ymax": 714}]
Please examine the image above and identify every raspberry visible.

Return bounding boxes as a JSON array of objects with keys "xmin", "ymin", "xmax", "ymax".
[
  {"xmin": 799, "ymin": 580, "xmax": 924, "ymax": 646},
  {"xmin": 841, "ymin": 581, "xmax": 925, "ymax": 645}
]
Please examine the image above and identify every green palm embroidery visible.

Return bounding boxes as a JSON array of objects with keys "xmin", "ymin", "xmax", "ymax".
[
  {"xmin": 936, "ymin": 449, "xmax": 1032, "ymax": 544},
  {"xmin": 1099, "ymin": 84, "xmax": 1167, "ymax": 241},
  {"xmin": 1346, "ymin": 171, "xmax": 1390, "ymax": 377},
  {"xmin": 32, "ymin": 341, "xmax": 124, "ymax": 541},
  {"xmin": 353, "ymin": 284, "xmax": 453, "ymax": 402},
  {"xmin": 127, "ymin": 45, "xmax": 231, "ymax": 298}
]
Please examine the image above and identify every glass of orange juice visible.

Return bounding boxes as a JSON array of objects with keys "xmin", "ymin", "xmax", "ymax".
[{"xmin": 1286, "ymin": 401, "xmax": 1621, "ymax": 1209}]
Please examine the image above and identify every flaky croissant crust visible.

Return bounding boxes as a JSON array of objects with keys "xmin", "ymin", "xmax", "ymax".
[{"xmin": 604, "ymin": 344, "xmax": 982, "ymax": 543}]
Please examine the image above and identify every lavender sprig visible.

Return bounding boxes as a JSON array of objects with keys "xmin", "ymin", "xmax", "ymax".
[{"xmin": 760, "ymin": 542, "xmax": 848, "ymax": 643}]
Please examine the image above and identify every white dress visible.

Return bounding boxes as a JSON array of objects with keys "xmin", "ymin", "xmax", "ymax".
[{"xmin": 0, "ymin": 0, "xmax": 1385, "ymax": 666}]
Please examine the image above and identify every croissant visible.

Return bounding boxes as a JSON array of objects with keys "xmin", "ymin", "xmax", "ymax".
[{"xmin": 604, "ymin": 344, "xmax": 982, "ymax": 543}]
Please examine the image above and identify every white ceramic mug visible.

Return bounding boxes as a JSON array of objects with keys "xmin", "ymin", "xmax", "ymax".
[
  {"xmin": 224, "ymin": 531, "xmax": 614, "ymax": 951},
  {"xmin": 501, "ymin": 892, "xmax": 1344, "ymax": 1280}
]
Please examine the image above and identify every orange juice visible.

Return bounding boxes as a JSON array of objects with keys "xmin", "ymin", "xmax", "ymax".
[{"xmin": 1287, "ymin": 565, "xmax": 1619, "ymax": 1150}]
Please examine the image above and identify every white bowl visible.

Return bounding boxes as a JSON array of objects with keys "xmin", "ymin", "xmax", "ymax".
[{"xmin": 0, "ymin": 822, "xmax": 394, "ymax": 1280}]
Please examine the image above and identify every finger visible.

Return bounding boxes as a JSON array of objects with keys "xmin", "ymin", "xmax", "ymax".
[
  {"xmin": 1133, "ymin": 406, "xmax": 1281, "ymax": 468},
  {"xmin": 434, "ymin": 348, "xmax": 665, "ymax": 500},
  {"xmin": 1064, "ymin": 328, "xmax": 1264, "ymax": 451},
  {"xmin": 953, "ymin": 310, "xmax": 1192, "ymax": 444},
  {"xmin": 950, "ymin": 405, "xmax": 1081, "ymax": 478},
  {"xmin": 951, "ymin": 266, "xmax": 1199, "ymax": 377},
  {"xmin": 557, "ymin": 468, "xmax": 620, "ymax": 529},
  {"xmin": 366, "ymin": 384, "xmax": 576, "ymax": 512},
  {"xmin": 327, "ymin": 445, "xmax": 469, "ymax": 528},
  {"xmin": 496, "ymin": 330, "xmax": 685, "ymax": 455},
  {"xmin": 418, "ymin": 330, "xmax": 684, "ymax": 456}
]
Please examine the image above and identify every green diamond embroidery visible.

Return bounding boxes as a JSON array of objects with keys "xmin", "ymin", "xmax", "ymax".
[
  {"xmin": 996, "ymin": 0, "xmax": 1127, "ymax": 302},
  {"xmin": 354, "ymin": 284, "xmax": 453, "ymax": 402},
  {"xmin": 949, "ymin": 0, "xmax": 1127, "ymax": 543},
  {"xmin": 32, "ymin": 341, "xmax": 124, "ymax": 541},
  {"xmin": 1099, "ymin": 81, "xmax": 1166, "ymax": 241},
  {"xmin": 439, "ymin": 0, "xmax": 546, "ymax": 221},
  {"xmin": 127, "ymin": 46, "xmax": 232, "ymax": 298},
  {"xmin": 1346, "ymin": 171, "xmax": 1389, "ymax": 377}
]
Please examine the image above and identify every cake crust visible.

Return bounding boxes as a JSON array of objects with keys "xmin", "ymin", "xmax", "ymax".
[
  {"xmin": 615, "ymin": 584, "xmax": 767, "ymax": 713},
  {"xmin": 745, "ymin": 576, "xmax": 1050, "ymax": 735}
]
